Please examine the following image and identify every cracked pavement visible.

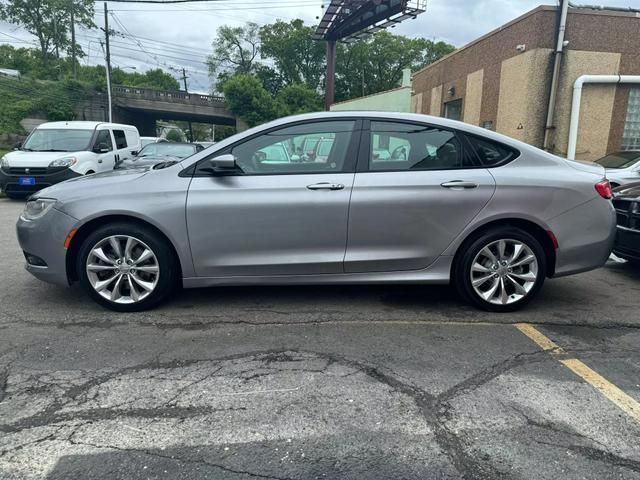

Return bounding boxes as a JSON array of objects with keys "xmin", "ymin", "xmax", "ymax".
[{"xmin": 1, "ymin": 198, "xmax": 639, "ymax": 479}]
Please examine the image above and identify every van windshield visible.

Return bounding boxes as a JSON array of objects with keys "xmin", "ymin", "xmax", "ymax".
[{"xmin": 22, "ymin": 129, "xmax": 94, "ymax": 152}]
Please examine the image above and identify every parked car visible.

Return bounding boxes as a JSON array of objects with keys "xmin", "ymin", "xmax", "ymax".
[
  {"xmin": 0, "ymin": 121, "xmax": 140, "ymax": 198},
  {"xmin": 140, "ymin": 137, "xmax": 168, "ymax": 148},
  {"xmin": 593, "ymin": 151, "xmax": 640, "ymax": 187},
  {"xmin": 195, "ymin": 141, "xmax": 216, "ymax": 149},
  {"xmin": 115, "ymin": 142, "xmax": 203, "ymax": 170},
  {"xmin": 612, "ymin": 181, "xmax": 640, "ymax": 263},
  {"xmin": 16, "ymin": 112, "xmax": 615, "ymax": 313}
]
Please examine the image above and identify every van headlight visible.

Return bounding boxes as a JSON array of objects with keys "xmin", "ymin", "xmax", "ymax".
[
  {"xmin": 21, "ymin": 198, "xmax": 57, "ymax": 221},
  {"xmin": 0, "ymin": 156, "xmax": 8, "ymax": 170},
  {"xmin": 49, "ymin": 156, "xmax": 77, "ymax": 168}
]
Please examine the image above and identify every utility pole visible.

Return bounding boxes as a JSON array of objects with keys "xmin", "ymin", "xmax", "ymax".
[
  {"xmin": 101, "ymin": 2, "xmax": 113, "ymax": 122},
  {"xmin": 70, "ymin": 0, "xmax": 76, "ymax": 79},
  {"xmin": 324, "ymin": 40, "xmax": 336, "ymax": 111},
  {"xmin": 179, "ymin": 67, "xmax": 193, "ymax": 142}
]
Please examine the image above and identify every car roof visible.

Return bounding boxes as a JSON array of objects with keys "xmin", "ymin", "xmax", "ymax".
[{"xmin": 37, "ymin": 121, "xmax": 138, "ymax": 131}]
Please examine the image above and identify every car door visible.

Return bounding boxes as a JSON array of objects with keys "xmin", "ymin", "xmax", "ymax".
[
  {"xmin": 344, "ymin": 120, "xmax": 496, "ymax": 273},
  {"xmin": 91, "ymin": 129, "xmax": 116, "ymax": 172},
  {"xmin": 186, "ymin": 119, "xmax": 361, "ymax": 277},
  {"xmin": 111, "ymin": 129, "xmax": 131, "ymax": 169}
]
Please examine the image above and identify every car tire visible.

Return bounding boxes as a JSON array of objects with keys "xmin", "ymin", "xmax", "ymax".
[
  {"xmin": 454, "ymin": 227, "xmax": 546, "ymax": 312},
  {"xmin": 77, "ymin": 222, "xmax": 178, "ymax": 312}
]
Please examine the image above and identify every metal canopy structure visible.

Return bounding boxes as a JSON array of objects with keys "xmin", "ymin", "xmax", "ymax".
[
  {"xmin": 314, "ymin": 0, "xmax": 427, "ymax": 109},
  {"xmin": 313, "ymin": 0, "xmax": 426, "ymax": 42}
]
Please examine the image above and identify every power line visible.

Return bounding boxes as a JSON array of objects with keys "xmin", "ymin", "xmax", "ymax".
[{"xmin": 96, "ymin": 0, "xmax": 316, "ymax": 4}]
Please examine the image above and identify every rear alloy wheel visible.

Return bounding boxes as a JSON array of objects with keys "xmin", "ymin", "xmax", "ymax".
[
  {"xmin": 455, "ymin": 228, "xmax": 546, "ymax": 312},
  {"xmin": 78, "ymin": 223, "xmax": 177, "ymax": 311}
]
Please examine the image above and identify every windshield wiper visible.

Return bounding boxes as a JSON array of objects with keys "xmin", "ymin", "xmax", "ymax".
[{"xmin": 33, "ymin": 149, "xmax": 68, "ymax": 152}]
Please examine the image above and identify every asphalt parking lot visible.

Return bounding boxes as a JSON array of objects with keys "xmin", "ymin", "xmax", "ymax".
[{"xmin": 0, "ymin": 197, "xmax": 639, "ymax": 480}]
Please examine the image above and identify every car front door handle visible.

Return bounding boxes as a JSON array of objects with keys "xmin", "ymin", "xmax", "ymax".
[
  {"xmin": 440, "ymin": 180, "xmax": 478, "ymax": 189},
  {"xmin": 307, "ymin": 182, "xmax": 345, "ymax": 191}
]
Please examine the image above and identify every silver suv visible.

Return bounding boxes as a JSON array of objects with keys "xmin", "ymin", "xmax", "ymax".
[{"xmin": 16, "ymin": 112, "xmax": 616, "ymax": 312}]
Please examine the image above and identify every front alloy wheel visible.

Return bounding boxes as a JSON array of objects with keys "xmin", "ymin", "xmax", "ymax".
[
  {"xmin": 86, "ymin": 235, "xmax": 160, "ymax": 304},
  {"xmin": 77, "ymin": 222, "xmax": 177, "ymax": 311}
]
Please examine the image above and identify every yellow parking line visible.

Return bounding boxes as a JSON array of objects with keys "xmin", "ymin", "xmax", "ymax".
[{"xmin": 515, "ymin": 323, "xmax": 640, "ymax": 423}]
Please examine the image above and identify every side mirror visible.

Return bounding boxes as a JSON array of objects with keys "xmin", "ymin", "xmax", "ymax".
[
  {"xmin": 93, "ymin": 143, "xmax": 109, "ymax": 154},
  {"xmin": 131, "ymin": 150, "xmax": 138, "ymax": 156},
  {"xmin": 209, "ymin": 153, "xmax": 238, "ymax": 173},
  {"xmin": 13, "ymin": 141, "xmax": 22, "ymax": 150}
]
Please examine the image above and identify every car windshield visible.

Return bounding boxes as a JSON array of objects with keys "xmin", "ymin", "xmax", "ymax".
[
  {"xmin": 140, "ymin": 138, "xmax": 159, "ymax": 148},
  {"xmin": 138, "ymin": 143, "xmax": 195, "ymax": 158},
  {"xmin": 22, "ymin": 129, "xmax": 94, "ymax": 152},
  {"xmin": 594, "ymin": 152, "xmax": 640, "ymax": 169}
]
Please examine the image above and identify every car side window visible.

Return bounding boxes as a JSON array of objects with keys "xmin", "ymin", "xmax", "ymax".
[
  {"xmin": 228, "ymin": 121, "xmax": 355, "ymax": 175},
  {"xmin": 465, "ymin": 134, "xmax": 519, "ymax": 167},
  {"xmin": 94, "ymin": 130, "xmax": 113, "ymax": 151},
  {"xmin": 369, "ymin": 121, "xmax": 472, "ymax": 171},
  {"xmin": 113, "ymin": 130, "xmax": 128, "ymax": 149}
]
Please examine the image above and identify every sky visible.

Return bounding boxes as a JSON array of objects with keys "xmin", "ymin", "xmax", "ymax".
[{"xmin": 1, "ymin": 0, "xmax": 638, "ymax": 93}]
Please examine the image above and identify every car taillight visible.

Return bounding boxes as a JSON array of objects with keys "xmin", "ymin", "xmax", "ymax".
[{"xmin": 595, "ymin": 180, "xmax": 613, "ymax": 200}]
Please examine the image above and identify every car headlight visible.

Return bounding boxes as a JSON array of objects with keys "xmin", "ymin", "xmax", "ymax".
[
  {"xmin": 48, "ymin": 156, "xmax": 77, "ymax": 168},
  {"xmin": 0, "ymin": 156, "xmax": 9, "ymax": 170},
  {"xmin": 21, "ymin": 198, "xmax": 56, "ymax": 221}
]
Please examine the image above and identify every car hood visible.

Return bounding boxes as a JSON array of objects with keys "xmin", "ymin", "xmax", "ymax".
[
  {"xmin": 613, "ymin": 181, "xmax": 640, "ymax": 201},
  {"xmin": 564, "ymin": 158, "xmax": 605, "ymax": 177},
  {"xmin": 118, "ymin": 155, "xmax": 181, "ymax": 168},
  {"xmin": 34, "ymin": 167, "xmax": 151, "ymax": 202},
  {"xmin": 2, "ymin": 150, "xmax": 79, "ymax": 167}
]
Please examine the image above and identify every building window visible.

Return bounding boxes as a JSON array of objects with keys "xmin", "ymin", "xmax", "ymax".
[
  {"xmin": 622, "ymin": 88, "xmax": 640, "ymax": 151},
  {"xmin": 444, "ymin": 99, "xmax": 462, "ymax": 121}
]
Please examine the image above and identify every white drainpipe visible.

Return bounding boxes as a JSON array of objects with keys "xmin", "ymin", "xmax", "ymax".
[{"xmin": 567, "ymin": 74, "xmax": 640, "ymax": 160}]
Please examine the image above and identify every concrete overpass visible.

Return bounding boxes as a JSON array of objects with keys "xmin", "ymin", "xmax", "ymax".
[{"xmin": 78, "ymin": 86, "xmax": 245, "ymax": 136}]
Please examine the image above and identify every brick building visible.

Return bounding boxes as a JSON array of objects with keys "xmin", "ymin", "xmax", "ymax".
[{"xmin": 410, "ymin": 5, "xmax": 640, "ymax": 160}]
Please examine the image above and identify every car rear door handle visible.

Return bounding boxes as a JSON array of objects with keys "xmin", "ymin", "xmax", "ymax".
[
  {"xmin": 440, "ymin": 180, "xmax": 478, "ymax": 189},
  {"xmin": 307, "ymin": 182, "xmax": 344, "ymax": 191}
]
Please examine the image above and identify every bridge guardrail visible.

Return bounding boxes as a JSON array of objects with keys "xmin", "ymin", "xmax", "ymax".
[{"xmin": 112, "ymin": 85, "xmax": 225, "ymax": 106}]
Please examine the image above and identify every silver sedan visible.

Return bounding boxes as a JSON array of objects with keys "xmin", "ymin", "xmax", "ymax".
[{"xmin": 16, "ymin": 112, "xmax": 616, "ymax": 312}]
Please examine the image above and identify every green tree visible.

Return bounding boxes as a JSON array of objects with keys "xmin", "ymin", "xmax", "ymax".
[
  {"xmin": 335, "ymin": 32, "xmax": 455, "ymax": 101},
  {"xmin": 254, "ymin": 64, "xmax": 284, "ymax": 96},
  {"xmin": 165, "ymin": 129, "xmax": 184, "ymax": 142},
  {"xmin": 221, "ymin": 74, "xmax": 277, "ymax": 127},
  {"xmin": 111, "ymin": 67, "xmax": 180, "ymax": 91},
  {"xmin": 0, "ymin": 0, "xmax": 95, "ymax": 60},
  {"xmin": 208, "ymin": 23, "xmax": 260, "ymax": 84},
  {"xmin": 260, "ymin": 19, "xmax": 325, "ymax": 91},
  {"xmin": 276, "ymin": 83, "xmax": 322, "ymax": 116}
]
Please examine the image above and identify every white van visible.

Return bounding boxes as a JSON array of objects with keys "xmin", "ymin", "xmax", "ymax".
[{"xmin": 0, "ymin": 121, "xmax": 140, "ymax": 198}]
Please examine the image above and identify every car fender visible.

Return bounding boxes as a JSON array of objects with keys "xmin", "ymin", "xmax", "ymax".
[
  {"xmin": 68, "ymin": 206, "xmax": 195, "ymax": 278},
  {"xmin": 441, "ymin": 211, "xmax": 552, "ymax": 257},
  {"xmin": 70, "ymin": 152, "xmax": 99, "ymax": 175}
]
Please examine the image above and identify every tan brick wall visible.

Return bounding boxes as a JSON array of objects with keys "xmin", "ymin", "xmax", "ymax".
[
  {"xmin": 551, "ymin": 50, "xmax": 621, "ymax": 160},
  {"xmin": 411, "ymin": 92, "xmax": 424, "ymax": 113},
  {"xmin": 430, "ymin": 85, "xmax": 443, "ymax": 116},
  {"xmin": 463, "ymin": 69, "xmax": 484, "ymax": 126},
  {"xmin": 496, "ymin": 48, "xmax": 553, "ymax": 146}
]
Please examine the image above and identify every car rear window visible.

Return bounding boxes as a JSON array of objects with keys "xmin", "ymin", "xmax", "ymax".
[{"xmin": 464, "ymin": 134, "xmax": 519, "ymax": 167}]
